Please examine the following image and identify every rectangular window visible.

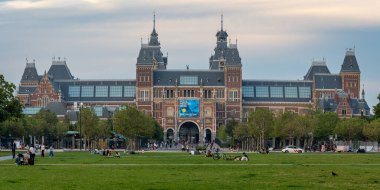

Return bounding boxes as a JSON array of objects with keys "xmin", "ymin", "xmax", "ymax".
[
  {"xmin": 94, "ymin": 106, "xmax": 103, "ymax": 117},
  {"xmin": 270, "ymin": 86, "xmax": 283, "ymax": 98},
  {"xmin": 256, "ymin": 86, "xmax": 269, "ymax": 98},
  {"xmin": 299, "ymin": 87, "xmax": 311, "ymax": 98},
  {"xmin": 285, "ymin": 87, "xmax": 298, "ymax": 98},
  {"xmin": 95, "ymin": 86, "xmax": 108, "ymax": 97},
  {"xmin": 180, "ymin": 76, "xmax": 198, "ymax": 85},
  {"xmin": 204, "ymin": 90, "xmax": 212, "ymax": 99},
  {"xmin": 81, "ymin": 86, "xmax": 94, "ymax": 97},
  {"xmin": 242, "ymin": 86, "xmax": 254, "ymax": 98},
  {"xmin": 139, "ymin": 90, "xmax": 149, "ymax": 101},
  {"xmin": 124, "ymin": 86, "xmax": 135, "ymax": 97},
  {"xmin": 153, "ymin": 89, "xmax": 162, "ymax": 98},
  {"xmin": 110, "ymin": 86, "xmax": 122, "ymax": 97},
  {"xmin": 228, "ymin": 90, "xmax": 238, "ymax": 101},
  {"xmin": 216, "ymin": 89, "xmax": 224, "ymax": 98},
  {"xmin": 68, "ymin": 86, "xmax": 80, "ymax": 97}
]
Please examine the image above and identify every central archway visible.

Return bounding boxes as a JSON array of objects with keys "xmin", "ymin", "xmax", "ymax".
[{"xmin": 179, "ymin": 121, "xmax": 199, "ymax": 144}]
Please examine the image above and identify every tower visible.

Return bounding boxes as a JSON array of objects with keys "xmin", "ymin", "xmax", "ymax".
[
  {"xmin": 340, "ymin": 48, "xmax": 361, "ymax": 99},
  {"xmin": 209, "ymin": 14, "xmax": 242, "ymax": 122},
  {"xmin": 136, "ymin": 13, "xmax": 168, "ymax": 116}
]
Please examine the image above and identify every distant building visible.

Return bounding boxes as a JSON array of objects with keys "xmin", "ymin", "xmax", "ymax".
[{"xmin": 17, "ymin": 15, "xmax": 370, "ymax": 144}]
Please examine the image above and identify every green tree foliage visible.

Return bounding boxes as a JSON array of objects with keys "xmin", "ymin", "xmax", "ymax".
[
  {"xmin": 34, "ymin": 109, "xmax": 59, "ymax": 144},
  {"xmin": 314, "ymin": 112, "xmax": 339, "ymax": 141},
  {"xmin": 113, "ymin": 106, "xmax": 155, "ymax": 151},
  {"xmin": 0, "ymin": 74, "xmax": 23, "ymax": 122},
  {"xmin": 363, "ymin": 119, "xmax": 380, "ymax": 141},
  {"xmin": 217, "ymin": 125, "xmax": 227, "ymax": 142},
  {"xmin": 0, "ymin": 119, "xmax": 25, "ymax": 138},
  {"xmin": 374, "ymin": 94, "xmax": 380, "ymax": 119},
  {"xmin": 248, "ymin": 109, "xmax": 274, "ymax": 150},
  {"xmin": 152, "ymin": 120, "xmax": 163, "ymax": 141},
  {"xmin": 233, "ymin": 123, "xmax": 250, "ymax": 141},
  {"xmin": 79, "ymin": 107, "xmax": 100, "ymax": 148},
  {"xmin": 225, "ymin": 118, "xmax": 238, "ymax": 138},
  {"xmin": 334, "ymin": 118, "xmax": 366, "ymax": 141}
]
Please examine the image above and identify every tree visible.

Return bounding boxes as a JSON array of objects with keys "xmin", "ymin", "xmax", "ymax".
[
  {"xmin": 374, "ymin": 94, "xmax": 380, "ymax": 119},
  {"xmin": 363, "ymin": 119, "xmax": 380, "ymax": 141},
  {"xmin": 113, "ymin": 106, "xmax": 155, "ymax": 151},
  {"xmin": 334, "ymin": 118, "xmax": 366, "ymax": 142},
  {"xmin": 217, "ymin": 125, "xmax": 227, "ymax": 143},
  {"xmin": 79, "ymin": 107, "xmax": 99, "ymax": 149},
  {"xmin": 248, "ymin": 109, "xmax": 274, "ymax": 150},
  {"xmin": 0, "ymin": 74, "xmax": 23, "ymax": 122},
  {"xmin": 225, "ymin": 118, "xmax": 238, "ymax": 138},
  {"xmin": 314, "ymin": 112, "xmax": 339, "ymax": 141},
  {"xmin": 34, "ymin": 109, "xmax": 59, "ymax": 145}
]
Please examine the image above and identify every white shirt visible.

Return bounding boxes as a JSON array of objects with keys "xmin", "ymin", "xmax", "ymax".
[
  {"xmin": 41, "ymin": 145, "xmax": 45, "ymax": 150},
  {"xmin": 29, "ymin": 147, "xmax": 36, "ymax": 154}
]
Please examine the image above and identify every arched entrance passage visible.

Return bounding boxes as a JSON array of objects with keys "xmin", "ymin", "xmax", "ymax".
[
  {"xmin": 205, "ymin": 129, "xmax": 212, "ymax": 143},
  {"xmin": 179, "ymin": 121, "xmax": 199, "ymax": 144}
]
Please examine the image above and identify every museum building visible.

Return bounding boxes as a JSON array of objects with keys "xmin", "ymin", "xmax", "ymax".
[{"xmin": 17, "ymin": 16, "xmax": 370, "ymax": 144}]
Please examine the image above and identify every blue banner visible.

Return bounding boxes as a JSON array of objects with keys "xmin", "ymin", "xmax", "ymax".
[{"xmin": 179, "ymin": 99, "xmax": 199, "ymax": 118}]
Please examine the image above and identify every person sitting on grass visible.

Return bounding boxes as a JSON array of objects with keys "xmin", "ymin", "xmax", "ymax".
[
  {"xmin": 234, "ymin": 156, "xmax": 241, "ymax": 161},
  {"xmin": 205, "ymin": 149, "xmax": 213, "ymax": 157},
  {"xmin": 241, "ymin": 152, "xmax": 249, "ymax": 161},
  {"xmin": 15, "ymin": 153, "xmax": 25, "ymax": 166},
  {"xmin": 107, "ymin": 150, "xmax": 113, "ymax": 158},
  {"xmin": 115, "ymin": 151, "xmax": 120, "ymax": 158}
]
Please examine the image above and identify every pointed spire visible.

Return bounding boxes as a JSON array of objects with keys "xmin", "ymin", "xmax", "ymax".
[
  {"xmin": 221, "ymin": 11, "xmax": 224, "ymax": 31},
  {"xmin": 153, "ymin": 10, "xmax": 156, "ymax": 30},
  {"xmin": 362, "ymin": 84, "xmax": 365, "ymax": 99}
]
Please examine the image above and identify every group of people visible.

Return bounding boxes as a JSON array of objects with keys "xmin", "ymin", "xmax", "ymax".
[
  {"xmin": 101, "ymin": 149, "xmax": 121, "ymax": 158},
  {"xmin": 12, "ymin": 142, "xmax": 55, "ymax": 166}
]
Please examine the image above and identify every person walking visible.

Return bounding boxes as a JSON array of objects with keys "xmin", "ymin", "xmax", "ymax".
[
  {"xmin": 12, "ymin": 142, "xmax": 16, "ymax": 159},
  {"xmin": 29, "ymin": 145, "xmax": 36, "ymax": 165},
  {"xmin": 49, "ymin": 145, "xmax": 54, "ymax": 158},
  {"xmin": 41, "ymin": 144, "xmax": 45, "ymax": 157}
]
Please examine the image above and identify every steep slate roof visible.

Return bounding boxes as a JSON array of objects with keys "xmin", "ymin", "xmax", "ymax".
[
  {"xmin": 350, "ymin": 99, "xmax": 370, "ymax": 115},
  {"xmin": 314, "ymin": 74, "xmax": 342, "ymax": 89},
  {"xmin": 340, "ymin": 49, "xmax": 360, "ymax": 73},
  {"xmin": 18, "ymin": 86, "xmax": 37, "ymax": 94},
  {"xmin": 304, "ymin": 60, "xmax": 330, "ymax": 80},
  {"xmin": 54, "ymin": 79, "xmax": 136, "ymax": 102},
  {"xmin": 21, "ymin": 62, "xmax": 39, "ymax": 82},
  {"xmin": 136, "ymin": 16, "xmax": 167, "ymax": 69},
  {"xmin": 153, "ymin": 70, "xmax": 224, "ymax": 86},
  {"xmin": 318, "ymin": 98, "xmax": 338, "ymax": 112},
  {"xmin": 45, "ymin": 102, "xmax": 67, "ymax": 115},
  {"xmin": 48, "ymin": 60, "xmax": 74, "ymax": 80},
  {"xmin": 242, "ymin": 80, "xmax": 313, "ymax": 102},
  {"xmin": 209, "ymin": 16, "xmax": 241, "ymax": 69}
]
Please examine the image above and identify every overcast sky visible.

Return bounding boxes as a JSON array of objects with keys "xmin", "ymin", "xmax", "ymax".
[{"xmin": 1, "ymin": 0, "xmax": 379, "ymax": 110}]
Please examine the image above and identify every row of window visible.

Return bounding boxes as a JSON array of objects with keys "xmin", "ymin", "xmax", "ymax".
[
  {"xmin": 242, "ymin": 86, "xmax": 311, "ymax": 98},
  {"xmin": 68, "ymin": 86, "xmax": 135, "ymax": 98},
  {"xmin": 152, "ymin": 89, "xmax": 225, "ymax": 99},
  {"xmin": 180, "ymin": 76, "xmax": 198, "ymax": 85}
]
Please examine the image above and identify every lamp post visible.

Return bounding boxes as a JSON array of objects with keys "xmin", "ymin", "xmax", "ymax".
[{"xmin": 79, "ymin": 102, "xmax": 83, "ymax": 151}]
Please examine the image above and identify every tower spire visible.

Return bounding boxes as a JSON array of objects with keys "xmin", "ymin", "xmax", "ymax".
[
  {"xmin": 153, "ymin": 10, "xmax": 156, "ymax": 30},
  {"xmin": 221, "ymin": 11, "xmax": 223, "ymax": 31}
]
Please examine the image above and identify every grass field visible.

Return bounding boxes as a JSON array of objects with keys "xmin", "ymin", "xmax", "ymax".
[
  {"xmin": 0, "ymin": 151, "xmax": 380, "ymax": 190},
  {"xmin": 0, "ymin": 150, "xmax": 27, "ymax": 157}
]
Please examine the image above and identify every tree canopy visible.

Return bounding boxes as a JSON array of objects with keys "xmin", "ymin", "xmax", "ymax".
[
  {"xmin": 0, "ymin": 74, "xmax": 23, "ymax": 122},
  {"xmin": 113, "ymin": 106, "xmax": 156, "ymax": 151},
  {"xmin": 374, "ymin": 94, "xmax": 380, "ymax": 119}
]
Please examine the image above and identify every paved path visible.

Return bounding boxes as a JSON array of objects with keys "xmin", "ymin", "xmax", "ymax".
[{"xmin": 0, "ymin": 155, "xmax": 13, "ymax": 161}]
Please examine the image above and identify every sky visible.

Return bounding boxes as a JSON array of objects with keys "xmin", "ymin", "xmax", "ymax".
[{"xmin": 0, "ymin": 0, "xmax": 379, "ymax": 110}]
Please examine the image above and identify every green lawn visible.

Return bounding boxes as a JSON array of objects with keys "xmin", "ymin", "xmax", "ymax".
[
  {"xmin": 0, "ymin": 151, "xmax": 380, "ymax": 190},
  {"xmin": 0, "ymin": 150, "xmax": 27, "ymax": 157}
]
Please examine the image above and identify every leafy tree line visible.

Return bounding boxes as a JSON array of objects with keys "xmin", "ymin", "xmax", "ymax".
[{"xmin": 219, "ymin": 109, "xmax": 380, "ymax": 151}]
